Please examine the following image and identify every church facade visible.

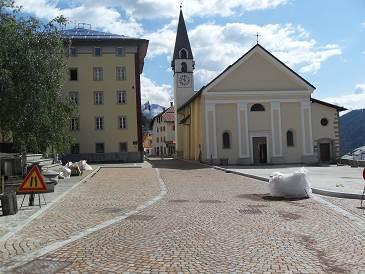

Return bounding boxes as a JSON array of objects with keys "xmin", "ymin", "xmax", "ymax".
[{"xmin": 172, "ymin": 10, "xmax": 346, "ymax": 165}]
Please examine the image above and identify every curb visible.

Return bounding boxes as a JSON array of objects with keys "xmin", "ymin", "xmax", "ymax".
[{"xmin": 213, "ymin": 166, "xmax": 364, "ymax": 200}]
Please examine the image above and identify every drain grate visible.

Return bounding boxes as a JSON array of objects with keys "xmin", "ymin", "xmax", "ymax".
[
  {"xmin": 236, "ymin": 194, "xmax": 268, "ymax": 201},
  {"xmin": 239, "ymin": 208, "xmax": 263, "ymax": 214},
  {"xmin": 126, "ymin": 215, "xmax": 154, "ymax": 221},
  {"xmin": 13, "ymin": 259, "xmax": 71, "ymax": 274},
  {"xmin": 169, "ymin": 199, "xmax": 189, "ymax": 203},
  {"xmin": 248, "ymin": 204, "xmax": 268, "ymax": 208},
  {"xmin": 199, "ymin": 200, "xmax": 223, "ymax": 203},
  {"xmin": 98, "ymin": 208, "xmax": 124, "ymax": 214},
  {"xmin": 278, "ymin": 211, "xmax": 301, "ymax": 220}
]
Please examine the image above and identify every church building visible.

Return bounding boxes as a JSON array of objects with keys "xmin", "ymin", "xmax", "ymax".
[{"xmin": 172, "ymin": 9, "xmax": 346, "ymax": 165}]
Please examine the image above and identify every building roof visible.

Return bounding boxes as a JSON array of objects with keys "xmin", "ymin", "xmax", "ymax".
[
  {"xmin": 61, "ymin": 28, "xmax": 132, "ymax": 40},
  {"xmin": 151, "ymin": 106, "xmax": 175, "ymax": 127},
  {"xmin": 172, "ymin": 10, "xmax": 194, "ymax": 63},
  {"xmin": 310, "ymin": 98, "xmax": 347, "ymax": 111},
  {"xmin": 178, "ymin": 44, "xmax": 346, "ymax": 112}
]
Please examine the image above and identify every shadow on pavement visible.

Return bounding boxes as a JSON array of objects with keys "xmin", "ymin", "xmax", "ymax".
[{"xmin": 146, "ymin": 158, "xmax": 209, "ymax": 170}]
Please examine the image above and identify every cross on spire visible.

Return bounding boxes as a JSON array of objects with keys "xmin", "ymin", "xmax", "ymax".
[
  {"xmin": 180, "ymin": 1, "xmax": 183, "ymax": 9},
  {"xmin": 256, "ymin": 32, "xmax": 261, "ymax": 44}
]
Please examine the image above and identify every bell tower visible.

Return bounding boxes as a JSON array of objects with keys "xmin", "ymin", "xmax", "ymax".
[{"xmin": 171, "ymin": 8, "xmax": 195, "ymax": 109}]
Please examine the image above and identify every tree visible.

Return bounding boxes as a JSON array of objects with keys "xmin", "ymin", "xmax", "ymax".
[{"xmin": 0, "ymin": 0, "xmax": 75, "ymax": 154}]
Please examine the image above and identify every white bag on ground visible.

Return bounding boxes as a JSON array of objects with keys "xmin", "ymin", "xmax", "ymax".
[
  {"xmin": 77, "ymin": 160, "xmax": 93, "ymax": 171},
  {"xmin": 59, "ymin": 166, "xmax": 71, "ymax": 179},
  {"xmin": 269, "ymin": 168, "xmax": 312, "ymax": 198}
]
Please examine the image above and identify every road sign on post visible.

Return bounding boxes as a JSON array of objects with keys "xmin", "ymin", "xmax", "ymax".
[{"xmin": 18, "ymin": 165, "xmax": 47, "ymax": 193}]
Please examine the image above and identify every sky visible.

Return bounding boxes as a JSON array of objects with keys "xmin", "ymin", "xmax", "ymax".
[{"xmin": 15, "ymin": 0, "xmax": 365, "ymax": 111}]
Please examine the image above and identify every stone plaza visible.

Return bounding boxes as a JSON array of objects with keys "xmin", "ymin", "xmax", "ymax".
[{"xmin": 1, "ymin": 159, "xmax": 365, "ymax": 273}]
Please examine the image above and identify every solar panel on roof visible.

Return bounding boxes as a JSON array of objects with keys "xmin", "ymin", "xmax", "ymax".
[{"xmin": 60, "ymin": 28, "xmax": 130, "ymax": 40}]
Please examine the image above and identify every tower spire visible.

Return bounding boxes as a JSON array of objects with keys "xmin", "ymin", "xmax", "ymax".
[{"xmin": 171, "ymin": 8, "xmax": 194, "ymax": 69}]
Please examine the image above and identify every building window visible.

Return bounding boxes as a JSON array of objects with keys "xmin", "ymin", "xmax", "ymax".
[
  {"xmin": 93, "ymin": 67, "xmax": 103, "ymax": 81},
  {"xmin": 69, "ymin": 92, "xmax": 79, "ymax": 105},
  {"xmin": 116, "ymin": 47, "xmax": 125, "ymax": 56},
  {"xmin": 157, "ymin": 137, "xmax": 159, "ymax": 143},
  {"xmin": 181, "ymin": 62, "xmax": 187, "ymax": 72},
  {"xmin": 321, "ymin": 118, "xmax": 328, "ymax": 126},
  {"xmin": 69, "ymin": 68, "xmax": 78, "ymax": 81},
  {"xmin": 70, "ymin": 47, "xmax": 77, "ymax": 57},
  {"xmin": 163, "ymin": 126, "xmax": 165, "ymax": 131},
  {"xmin": 157, "ymin": 127, "xmax": 159, "ymax": 133},
  {"xmin": 119, "ymin": 116, "xmax": 127, "ymax": 129},
  {"xmin": 95, "ymin": 143, "xmax": 104, "ymax": 153},
  {"xmin": 173, "ymin": 125, "xmax": 175, "ymax": 131},
  {"xmin": 95, "ymin": 117, "xmax": 104, "ymax": 130},
  {"xmin": 179, "ymin": 48, "xmax": 188, "ymax": 59},
  {"xmin": 70, "ymin": 143, "xmax": 80, "ymax": 154},
  {"xmin": 117, "ymin": 90, "xmax": 127, "ymax": 104},
  {"xmin": 287, "ymin": 130, "xmax": 294, "ymax": 147},
  {"xmin": 70, "ymin": 118, "xmax": 79, "ymax": 131},
  {"xmin": 116, "ymin": 66, "xmax": 126, "ymax": 80},
  {"xmin": 94, "ymin": 91, "xmax": 103, "ymax": 105},
  {"xmin": 119, "ymin": 142, "xmax": 128, "ymax": 152},
  {"xmin": 222, "ymin": 132, "xmax": 230, "ymax": 149},
  {"xmin": 250, "ymin": 103, "xmax": 265, "ymax": 112},
  {"xmin": 94, "ymin": 47, "xmax": 102, "ymax": 56}
]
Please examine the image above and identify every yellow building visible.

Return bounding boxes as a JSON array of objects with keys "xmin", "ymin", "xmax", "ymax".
[
  {"xmin": 61, "ymin": 27, "xmax": 148, "ymax": 162},
  {"xmin": 172, "ymin": 10, "xmax": 346, "ymax": 165}
]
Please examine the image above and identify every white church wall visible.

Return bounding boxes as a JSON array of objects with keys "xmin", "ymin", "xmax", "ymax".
[
  {"xmin": 247, "ymin": 103, "xmax": 271, "ymax": 132},
  {"xmin": 281, "ymin": 102, "xmax": 303, "ymax": 163},
  {"xmin": 215, "ymin": 104, "xmax": 239, "ymax": 163}
]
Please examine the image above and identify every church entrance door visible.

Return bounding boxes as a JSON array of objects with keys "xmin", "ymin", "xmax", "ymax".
[
  {"xmin": 253, "ymin": 137, "xmax": 267, "ymax": 164},
  {"xmin": 319, "ymin": 143, "xmax": 330, "ymax": 162}
]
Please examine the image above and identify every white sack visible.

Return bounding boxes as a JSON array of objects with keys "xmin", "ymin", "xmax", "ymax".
[
  {"xmin": 77, "ymin": 160, "xmax": 93, "ymax": 171},
  {"xmin": 269, "ymin": 168, "xmax": 312, "ymax": 198},
  {"xmin": 59, "ymin": 166, "xmax": 71, "ymax": 179}
]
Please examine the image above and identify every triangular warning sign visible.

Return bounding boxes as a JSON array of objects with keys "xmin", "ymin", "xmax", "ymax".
[{"xmin": 18, "ymin": 165, "xmax": 48, "ymax": 193}]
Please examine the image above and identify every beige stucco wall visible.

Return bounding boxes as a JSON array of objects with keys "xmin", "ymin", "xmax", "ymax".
[
  {"xmin": 210, "ymin": 51, "xmax": 308, "ymax": 92},
  {"xmin": 63, "ymin": 44, "xmax": 138, "ymax": 154},
  {"xmin": 311, "ymin": 102, "xmax": 340, "ymax": 159},
  {"xmin": 215, "ymin": 104, "xmax": 239, "ymax": 163},
  {"xmin": 280, "ymin": 102, "xmax": 303, "ymax": 163}
]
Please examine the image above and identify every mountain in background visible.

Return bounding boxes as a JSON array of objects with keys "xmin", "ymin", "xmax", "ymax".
[
  {"xmin": 340, "ymin": 109, "xmax": 365, "ymax": 155},
  {"xmin": 141, "ymin": 102, "xmax": 166, "ymax": 131}
]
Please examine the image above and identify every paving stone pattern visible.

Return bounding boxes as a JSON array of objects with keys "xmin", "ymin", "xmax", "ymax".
[
  {"xmin": 0, "ymin": 167, "xmax": 160, "ymax": 268},
  {"xmin": 22, "ymin": 160, "xmax": 365, "ymax": 273}
]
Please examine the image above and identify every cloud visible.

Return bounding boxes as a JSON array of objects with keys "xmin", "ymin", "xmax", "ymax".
[
  {"xmin": 322, "ymin": 83, "xmax": 365, "ymax": 111},
  {"xmin": 354, "ymin": 83, "xmax": 365, "ymax": 94},
  {"xmin": 362, "ymin": 22, "xmax": 365, "ymax": 27},
  {"xmin": 15, "ymin": 0, "xmax": 144, "ymax": 36},
  {"xmin": 148, "ymin": 21, "xmax": 342, "ymax": 87},
  {"xmin": 141, "ymin": 75, "xmax": 172, "ymax": 106}
]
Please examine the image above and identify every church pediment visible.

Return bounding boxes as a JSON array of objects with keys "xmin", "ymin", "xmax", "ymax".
[{"xmin": 205, "ymin": 45, "xmax": 315, "ymax": 93}]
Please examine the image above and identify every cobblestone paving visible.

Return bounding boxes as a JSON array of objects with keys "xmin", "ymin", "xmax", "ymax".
[
  {"xmin": 9, "ymin": 159, "xmax": 364, "ymax": 273},
  {"xmin": 0, "ymin": 167, "xmax": 160, "ymax": 268}
]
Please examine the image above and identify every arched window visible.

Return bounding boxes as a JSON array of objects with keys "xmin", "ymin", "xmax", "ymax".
[
  {"xmin": 287, "ymin": 130, "xmax": 294, "ymax": 147},
  {"xmin": 181, "ymin": 62, "xmax": 187, "ymax": 72},
  {"xmin": 250, "ymin": 103, "xmax": 265, "ymax": 112},
  {"xmin": 222, "ymin": 132, "xmax": 231, "ymax": 149},
  {"xmin": 179, "ymin": 48, "xmax": 188, "ymax": 59}
]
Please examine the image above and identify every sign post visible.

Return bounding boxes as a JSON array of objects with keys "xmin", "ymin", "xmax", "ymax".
[{"xmin": 18, "ymin": 165, "xmax": 47, "ymax": 208}]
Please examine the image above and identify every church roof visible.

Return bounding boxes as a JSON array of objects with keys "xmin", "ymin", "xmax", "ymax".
[
  {"xmin": 178, "ymin": 44, "xmax": 346, "ymax": 112},
  {"xmin": 172, "ymin": 10, "xmax": 194, "ymax": 61}
]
